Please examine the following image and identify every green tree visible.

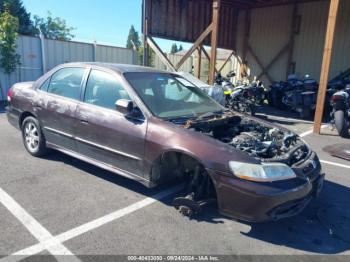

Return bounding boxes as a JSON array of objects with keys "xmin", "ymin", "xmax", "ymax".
[
  {"xmin": 170, "ymin": 43, "xmax": 178, "ymax": 54},
  {"xmin": 138, "ymin": 43, "xmax": 155, "ymax": 67},
  {"xmin": 0, "ymin": 3, "xmax": 20, "ymax": 75},
  {"xmin": 0, "ymin": 0, "xmax": 34, "ymax": 35},
  {"xmin": 178, "ymin": 44, "xmax": 183, "ymax": 51},
  {"xmin": 126, "ymin": 25, "xmax": 141, "ymax": 50},
  {"xmin": 33, "ymin": 12, "xmax": 75, "ymax": 40}
]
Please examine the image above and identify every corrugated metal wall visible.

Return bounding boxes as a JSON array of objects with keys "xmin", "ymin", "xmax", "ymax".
[
  {"xmin": 95, "ymin": 44, "xmax": 135, "ymax": 64},
  {"xmin": 0, "ymin": 35, "xmax": 137, "ymax": 100},
  {"xmin": 44, "ymin": 39, "xmax": 94, "ymax": 69},
  {"xmin": 154, "ymin": 51, "xmax": 240, "ymax": 84},
  {"xmin": 236, "ymin": 0, "xmax": 350, "ymax": 84},
  {"xmin": 249, "ymin": 5, "xmax": 292, "ymax": 83},
  {"xmin": 293, "ymin": 1, "xmax": 329, "ymax": 79},
  {"xmin": 153, "ymin": 53, "xmax": 193, "ymax": 72}
]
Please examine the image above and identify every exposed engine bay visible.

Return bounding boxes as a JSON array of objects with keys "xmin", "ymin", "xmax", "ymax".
[
  {"xmin": 180, "ymin": 111, "xmax": 309, "ymax": 166},
  {"xmin": 167, "ymin": 111, "xmax": 310, "ymax": 218}
]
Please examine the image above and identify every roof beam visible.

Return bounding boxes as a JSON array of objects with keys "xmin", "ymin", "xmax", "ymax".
[
  {"xmin": 146, "ymin": 36, "xmax": 176, "ymax": 71},
  {"xmin": 175, "ymin": 23, "xmax": 213, "ymax": 70},
  {"xmin": 209, "ymin": 0, "xmax": 221, "ymax": 85}
]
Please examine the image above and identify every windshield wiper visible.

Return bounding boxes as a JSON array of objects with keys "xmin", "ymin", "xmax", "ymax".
[{"xmin": 197, "ymin": 110, "xmax": 224, "ymax": 120}]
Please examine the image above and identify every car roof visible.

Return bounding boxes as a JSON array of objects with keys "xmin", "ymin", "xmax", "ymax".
[{"xmin": 61, "ymin": 62, "xmax": 170, "ymax": 74}]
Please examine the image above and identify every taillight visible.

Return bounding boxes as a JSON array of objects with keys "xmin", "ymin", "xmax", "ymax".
[
  {"xmin": 7, "ymin": 88, "xmax": 12, "ymax": 102},
  {"xmin": 330, "ymin": 95, "xmax": 343, "ymax": 103}
]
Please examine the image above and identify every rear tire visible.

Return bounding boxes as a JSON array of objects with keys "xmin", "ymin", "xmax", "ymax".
[
  {"xmin": 334, "ymin": 110, "xmax": 349, "ymax": 137},
  {"xmin": 21, "ymin": 116, "xmax": 47, "ymax": 157}
]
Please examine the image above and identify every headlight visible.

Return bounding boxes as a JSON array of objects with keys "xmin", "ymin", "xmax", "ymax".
[{"xmin": 229, "ymin": 161, "xmax": 296, "ymax": 182}]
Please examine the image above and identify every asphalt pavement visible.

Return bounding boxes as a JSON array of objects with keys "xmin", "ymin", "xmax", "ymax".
[{"xmin": 0, "ymin": 108, "xmax": 349, "ymax": 261}]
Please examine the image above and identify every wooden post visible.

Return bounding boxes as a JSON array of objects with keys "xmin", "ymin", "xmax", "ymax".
[
  {"xmin": 142, "ymin": 0, "xmax": 149, "ymax": 66},
  {"xmin": 208, "ymin": 0, "xmax": 220, "ymax": 85},
  {"xmin": 313, "ymin": 0, "xmax": 339, "ymax": 134},
  {"xmin": 196, "ymin": 47, "xmax": 202, "ymax": 79}
]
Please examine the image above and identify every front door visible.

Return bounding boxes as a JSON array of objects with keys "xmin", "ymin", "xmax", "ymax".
[
  {"xmin": 75, "ymin": 69, "xmax": 147, "ymax": 178},
  {"xmin": 36, "ymin": 67, "xmax": 86, "ymax": 151}
]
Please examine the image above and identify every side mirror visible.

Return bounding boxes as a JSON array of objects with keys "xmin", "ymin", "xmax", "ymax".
[{"xmin": 115, "ymin": 99, "xmax": 134, "ymax": 115}]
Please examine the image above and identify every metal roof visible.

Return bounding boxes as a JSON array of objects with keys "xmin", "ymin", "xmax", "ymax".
[{"xmin": 144, "ymin": 0, "xmax": 325, "ymax": 50}]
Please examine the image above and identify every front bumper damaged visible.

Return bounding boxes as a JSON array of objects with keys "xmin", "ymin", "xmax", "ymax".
[{"xmin": 208, "ymin": 153, "xmax": 324, "ymax": 222}]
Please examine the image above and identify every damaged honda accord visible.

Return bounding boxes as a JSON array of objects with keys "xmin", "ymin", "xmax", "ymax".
[{"xmin": 6, "ymin": 63, "xmax": 324, "ymax": 222}]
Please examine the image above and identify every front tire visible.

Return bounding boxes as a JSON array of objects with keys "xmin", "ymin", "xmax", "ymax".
[
  {"xmin": 334, "ymin": 110, "xmax": 349, "ymax": 137},
  {"xmin": 21, "ymin": 116, "xmax": 47, "ymax": 157}
]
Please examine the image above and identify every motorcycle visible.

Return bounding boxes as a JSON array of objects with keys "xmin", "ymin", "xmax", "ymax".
[
  {"xmin": 214, "ymin": 72, "xmax": 265, "ymax": 116},
  {"xmin": 281, "ymin": 74, "xmax": 319, "ymax": 119},
  {"xmin": 330, "ymin": 85, "xmax": 350, "ymax": 137},
  {"xmin": 176, "ymin": 71, "xmax": 263, "ymax": 116}
]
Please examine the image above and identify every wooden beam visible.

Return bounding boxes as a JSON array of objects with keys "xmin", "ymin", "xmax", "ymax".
[
  {"xmin": 195, "ymin": 47, "xmax": 202, "ymax": 78},
  {"xmin": 142, "ymin": 0, "xmax": 149, "ymax": 66},
  {"xmin": 201, "ymin": 46, "xmax": 211, "ymax": 60},
  {"xmin": 218, "ymin": 50, "xmax": 235, "ymax": 73},
  {"xmin": 313, "ymin": 0, "xmax": 339, "ymax": 134},
  {"xmin": 247, "ymin": 43, "xmax": 274, "ymax": 83},
  {"xmin": 201, "ymin": 46, "xmax": 219, "ymax": 74},
  {"xmin": 209, "ymin": 0, "xmax": 221, "ymax": 85},
  {"xmin": 146, "ymin": 36, "xmax": 176, "ymax": 71},
  {"xmin": 257, "ymin": 41, "xmax": 291, "ymax": 79},
  {"xmin": 175, "ymin": 23, "xmax": 213, "ymax": 70}
]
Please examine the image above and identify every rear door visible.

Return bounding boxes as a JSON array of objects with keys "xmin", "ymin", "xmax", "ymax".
[
  {"xmin": 36, "ymin": 67, "xmax": 87, "ymax": 151},
  {"xmin": 75, "ymin": 68, "xmax": 147, "ymax": 178}
]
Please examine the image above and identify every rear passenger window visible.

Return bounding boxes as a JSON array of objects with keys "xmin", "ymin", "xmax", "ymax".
[
  {"xmin": 47, "ymin": 68, "xmax": 85, "ymax": 100},
  {"xmin": 84, "ymin": 70, "xmax": 130, "ymax": 110}
]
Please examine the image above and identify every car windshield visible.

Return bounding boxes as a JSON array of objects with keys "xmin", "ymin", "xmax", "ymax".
[{"xmin": 124, "ymin": 72, "xmax": 224, "ymax": 119}]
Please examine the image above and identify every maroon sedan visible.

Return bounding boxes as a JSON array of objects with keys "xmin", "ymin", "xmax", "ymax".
[{"xmin": 6, "ymin": 63, "xmax": 324, "ymax": 222}]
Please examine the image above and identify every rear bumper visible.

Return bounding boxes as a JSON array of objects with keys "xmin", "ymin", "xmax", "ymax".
[
  {"xmin": 6, "ymin": 106, "xmax": 20, "ymax": 130},
  {"xmin": 208, "ymin": 154, "xmax": 324, "ymax": 222}
]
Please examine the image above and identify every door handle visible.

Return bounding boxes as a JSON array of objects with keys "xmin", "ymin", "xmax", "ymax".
[{"xmin": 80, "ymin": 119, "xmax": 89, "ymax": 124}]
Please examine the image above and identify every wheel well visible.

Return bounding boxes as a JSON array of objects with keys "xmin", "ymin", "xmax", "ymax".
[
  {"xmin": 150, "ymin": 151, "xmax": 217, "ymax": 198},
  {"xmin": 19, "ymin": 112, "xmax": 35, "ymax": 127}
]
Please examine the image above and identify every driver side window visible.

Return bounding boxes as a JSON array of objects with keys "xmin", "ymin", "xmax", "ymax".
[{"xmin": 84, "ymin": 69, "xmax": 131, "ymax": 110}]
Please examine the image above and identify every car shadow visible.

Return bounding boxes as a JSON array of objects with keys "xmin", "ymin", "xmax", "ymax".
[
  {"xmin": 42, "ymin": 151, "xmax": 350, "ymax": 254},
  {"xmin": 238, "ymin": 180, "xmax": 350, "ymax": 254}
]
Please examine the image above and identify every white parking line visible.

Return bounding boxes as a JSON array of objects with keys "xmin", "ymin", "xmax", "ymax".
[
  {"xmin": 298, "ymin": 124, "xmax": 350, "ymax": 170},
  {"xmin": 320, "ymin": 160, "xmax": 350, "ymax": 169},
  {"xmin": 0, "ymin": 183, "xmax": 184, "ymax": 260},
  {"xmin": 299, "ymin": 124, "xmax": 329, "ymax": 137},
  {"xmin": 0, "ymin": 188, "xmax": 80, "ymax": 262},
  {"xmin": 0, "ymin": 122, "xmax": 343, "ymax": 260}
]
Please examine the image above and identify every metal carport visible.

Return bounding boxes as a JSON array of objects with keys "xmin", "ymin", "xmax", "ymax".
[{"xmin": 141, "ymin": 0, "xmax": 344, "ymax": 134}]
